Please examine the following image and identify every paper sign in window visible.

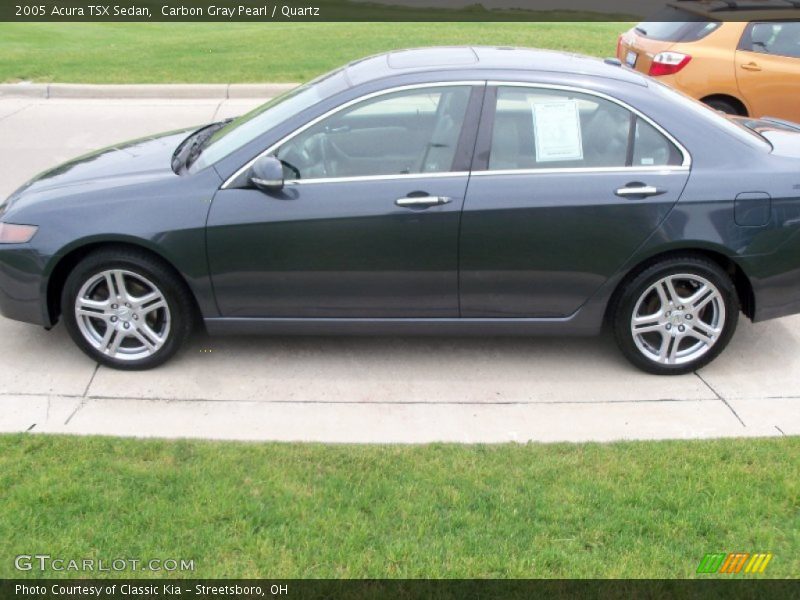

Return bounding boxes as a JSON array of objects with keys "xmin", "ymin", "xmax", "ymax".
[{"xmin": 531, "ymin": 100, "xmax": 584, "ymax": 163}]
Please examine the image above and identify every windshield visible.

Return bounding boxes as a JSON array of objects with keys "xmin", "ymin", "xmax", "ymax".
[{"xmin": 189, "ymin": 67, "xmax": 350, "ymax": 172}]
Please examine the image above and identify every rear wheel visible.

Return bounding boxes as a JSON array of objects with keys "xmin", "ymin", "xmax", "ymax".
[
  {"xmin": 703, "ymin": 97, "xmax": 742, "ymax": 116},
  {"xmin": 613, "ymin": 257, "xmax": 739, "ymax": 375},
  {"xmin": 61, "ymin": 248, "xmax": 194, "ymax": 370}
]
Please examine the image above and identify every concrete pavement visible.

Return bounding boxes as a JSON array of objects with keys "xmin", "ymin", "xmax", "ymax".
[{"xmin": 0, "ymin": 94, "xmax": 798, "ymax": 444}]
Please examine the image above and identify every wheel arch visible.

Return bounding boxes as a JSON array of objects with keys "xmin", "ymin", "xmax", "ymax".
[
  {"xmin": 45, "ymin": 238, "xmax": 201, "ymax": 328},
  {"xmin": 700, "ymin": 93, "xmax": 749, "ymax": 116},
  {"xmin": 606, "ymin": 247, "xmax": 755, "ymax": 323}
]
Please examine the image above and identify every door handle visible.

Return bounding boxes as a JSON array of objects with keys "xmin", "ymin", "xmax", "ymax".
[
  {"xmin": 615, "ymin": 184, "xmax": 665, "ymax": 198},
  {"xmin": 740, "ymin": 62, "xmax": 762, "ymax": 71},
  {"xmin": 395, "ymin": 196, "xmax": 452, "ymax": 208}
]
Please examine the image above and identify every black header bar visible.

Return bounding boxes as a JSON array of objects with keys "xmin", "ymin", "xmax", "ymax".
[{"xmin": 4, "ymin": 0, "xmax": 800, "ymax": 22}]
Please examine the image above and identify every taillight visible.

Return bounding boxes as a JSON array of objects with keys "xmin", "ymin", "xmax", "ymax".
[
  {"xmin": 648, "ymin": 52, "xmax": 692, "ymax": 76},
  {"xmin": 616, "ymin": 35, "xmax": 623, "ymax": 59}
]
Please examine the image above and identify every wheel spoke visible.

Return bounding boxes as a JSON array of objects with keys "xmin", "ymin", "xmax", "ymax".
[
  {"xmin": 656, "ymin": 334, "xmax": 671, "ymax": 363},
  {"xmin": 691, "ymin": 288, "xmax": 718, "ymax": 313},
  {"xmin": 103, "ymin": 272, "xmax": 116, "ymax": 298},
  {"xmin": 139, "ymin": 322, "xmax": 164, "ymax": 345},
  {"xmin": 104, "ymin": 329, "xmax": 124, "ymax": 355},
  {"xmin": 688, "ymin": 319, "xmax": 720, "ymax": 340},
  {"xmin": 76, "ymin": 297, "xmax": 109, "ymax": 319},
  {"xmin": 654, "ymin": 282, "xmax": 669, "ymax": 308},
  {"xmin": 133, "ymin": 290, "xmax": 159, "ymax": 306},
  {"xmin": 140, "ymin": 298, "xmax": 167, "ymax": 315},
  {"xmin": 632, "ymin": 313, "xmax": 662, "ymax": 334},
  {"xmin": 131, "ymin": 328, "xmax": 157, "ymax": 352},
  {"xmin": 112, "ymin": 270, "xmax": 128, "ymax": 300},
  {"xmin": 663, "ymin": 277, "xmax": 681, "ymax": 305}
]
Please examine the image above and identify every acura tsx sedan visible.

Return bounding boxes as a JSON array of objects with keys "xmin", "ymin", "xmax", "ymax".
[{"xmin": 2, "ymin": 47, "xmax": 800, "ymax": 375}]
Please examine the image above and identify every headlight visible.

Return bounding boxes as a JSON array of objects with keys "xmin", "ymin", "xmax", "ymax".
[{"xmin": 0, "ymin": 223, "xmax": 38, "ymax": 244}]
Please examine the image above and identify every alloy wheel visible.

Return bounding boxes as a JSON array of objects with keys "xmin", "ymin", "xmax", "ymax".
[
  {"xmin": 630, "ymin": 273, "xmax": 726, "ymax": 366},
  {"xmin": 74, "ymin": 269, "xmax": 171, "ymax": 361}
]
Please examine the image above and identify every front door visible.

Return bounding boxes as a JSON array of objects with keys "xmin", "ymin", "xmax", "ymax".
[
  {"xmin": 735, "ymin": 21, "xmax": 800, "ymax": 120},
  {"xmin": 207, "ymin": 84, "xmax": 481, "ymax": 318},
  {"xmin": 460, "ymin": 84, "xmax": 690, "ymax": 318}
]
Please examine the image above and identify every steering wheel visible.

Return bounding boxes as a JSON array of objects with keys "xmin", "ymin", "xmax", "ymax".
[
  {"xmin": 279, "ymin": 159, "xmax": 301, "ymax": 180},
  {"xmin": 319, "ymin": 136, "xmax": 334, "ymax": 178}
]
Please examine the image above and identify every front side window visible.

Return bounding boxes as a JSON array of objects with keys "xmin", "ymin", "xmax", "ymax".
[
  {"xmin": 190, "ymin": 68, "xmax": 350, "ymax": 172},
  {"xmin": 741, "ymin": 21, "xmax": 800, "ymax": 59},
  {"xmin": 488, "ymin": 86, "xmax": 683, "ymax": 171},
  {"xmin": 272, "ymin": 85, "xmax": 472, "ymax": 180}
]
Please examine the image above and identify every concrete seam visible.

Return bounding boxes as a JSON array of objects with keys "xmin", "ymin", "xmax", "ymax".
[
  {"xmin": 211, "ymin": 99, "xmax": 225, "ymax": 122},
  {"xmin": 694, "ymin": 371, "xmax": 746, "ymax": 427},
  {"xmin": 0, "ymin": 103, "xmax": 32, "ymax": 124}
]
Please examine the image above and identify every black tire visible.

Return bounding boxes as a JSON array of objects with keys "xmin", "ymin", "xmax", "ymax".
[
  {"xmin": 61, "ymin": 247, "xmax": 195, "ymax": 370},
  {"xmin": 612, "ymin": 256, "xmax": 739, "ymax": 375},
  {"xmin": 704, "ymin": 98, "xmax": 742, "ymax": 116}
]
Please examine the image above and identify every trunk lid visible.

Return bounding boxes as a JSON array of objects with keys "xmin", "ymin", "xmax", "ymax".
[{"xmin": 734, "ymin": 117, "xmax": 800, "ymax": 159}]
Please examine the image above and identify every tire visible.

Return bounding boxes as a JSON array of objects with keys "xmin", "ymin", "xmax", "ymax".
[
  {"xmin": 704, "ymin": 98, "xmax": 742, "ymax": 116},
  {"xmin": 612, "ymin": 256, "xmax": 739, "ymax": 375},
  {"xmin": 61, "ymin": 247, "xmax": 195, "ymax": 370}
]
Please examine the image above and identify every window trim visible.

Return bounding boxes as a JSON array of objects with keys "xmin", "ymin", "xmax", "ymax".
[
  {"xmin": 221, "ymin": 81, "xmax": 485, "ymax": 189},
  {"xmin": 473, "ymin": 81, "xmax": 692, "ymax": 175}
]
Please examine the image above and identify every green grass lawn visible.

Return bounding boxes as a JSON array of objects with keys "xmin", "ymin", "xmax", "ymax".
[
  {"xmin": 0, "ymin": 22, "xmax": 629, "ymax": 83},
  {"xmin": 1, "ymin": 434, "xmax": 797, "ymax": 578}
]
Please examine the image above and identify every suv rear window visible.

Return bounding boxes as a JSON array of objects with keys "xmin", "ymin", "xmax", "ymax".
[{"xmin": 635, "ymin": 7, "xmax": 720, "ymax": 42}]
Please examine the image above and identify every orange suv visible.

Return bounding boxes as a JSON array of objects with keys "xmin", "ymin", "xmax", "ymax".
[{"xmin": 617, "ymin": 1, "xmax": 800, "ymax": 120}]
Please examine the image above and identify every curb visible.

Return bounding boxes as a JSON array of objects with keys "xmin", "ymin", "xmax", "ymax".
[{"xmin": 0, "ymin": 83, "xmax": 299, "ymax": 99}]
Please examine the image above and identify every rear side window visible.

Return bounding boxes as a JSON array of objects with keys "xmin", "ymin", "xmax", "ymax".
[
  {"xmin": 740, "ymin": 21, "xmax": 800, "ymax": 59},
  {"xmin": 487, "ymin": 87, "xmax": 683, "ymax": 171},
  {"xmin": 634, "ymin": 7, "xmax": 720, "ymax": 42}
]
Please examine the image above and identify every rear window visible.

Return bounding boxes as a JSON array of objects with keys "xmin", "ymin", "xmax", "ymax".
[
  {"xmin": 635, "ymin": 7, "xmax": 720, "ymax": 42},
  {"xmin": 649, "ymin": 79, "xmax": 771, "ymax": 150}
]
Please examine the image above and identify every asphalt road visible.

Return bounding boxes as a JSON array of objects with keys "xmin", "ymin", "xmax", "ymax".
[{"xmin": 0, "ymin": 95, "xmax": 798, "ymax": 443}]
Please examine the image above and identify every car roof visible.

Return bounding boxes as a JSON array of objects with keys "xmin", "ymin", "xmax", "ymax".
[
  {"xmin": 666, "ymin": 0, "xmax": 800, "ymax": 20},
  {"xmin": 342, "ymin": 46, "xmax": 648, "ymax": 88}
]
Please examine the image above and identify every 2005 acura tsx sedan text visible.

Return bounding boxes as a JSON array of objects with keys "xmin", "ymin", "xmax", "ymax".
[{"xmin": 2, "ymin": 47, "xmax": 800, "ymax": 374}]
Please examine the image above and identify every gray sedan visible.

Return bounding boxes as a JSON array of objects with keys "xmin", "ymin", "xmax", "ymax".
[{"xmin": 1, "ymin": 47, "xmax": 800, "ymax": 375}]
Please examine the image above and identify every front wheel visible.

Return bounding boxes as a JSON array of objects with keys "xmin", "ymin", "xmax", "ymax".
[
  {"xmin": 612, "ymin": 257, "xmax": 739, "ymax": 375},
  {"xmin": 61, "ymin": 248, "xmax": 194, "ymax": 370}
]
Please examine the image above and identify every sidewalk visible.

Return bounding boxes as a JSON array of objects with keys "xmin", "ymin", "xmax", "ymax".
[
  {"xmin": 0, "ymin": 82, "xmax": 299, "ymax": 99},
  {"xmin": 0, "ymin": 92, "xmax": 798, "ymax": 444}
]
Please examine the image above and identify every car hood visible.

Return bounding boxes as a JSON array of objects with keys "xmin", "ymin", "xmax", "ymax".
[{"xmin": 7, "ymin": 129, "xmax": 192, "ymax": 201}]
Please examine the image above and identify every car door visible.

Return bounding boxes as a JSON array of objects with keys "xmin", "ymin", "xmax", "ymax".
[
  {"xmin": 459, "ymin": 84, "xmax": 691, "ymax": 318},
  {"xmin": 736, "ymin": 21, "xmax": 800, "ymax": 120},
  {"xmin": 207, "ymin": 83, "xmax": 483, "ymax": 318}
]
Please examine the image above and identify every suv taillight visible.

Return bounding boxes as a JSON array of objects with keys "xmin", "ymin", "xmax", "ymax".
[
  {"xmin": 616, "ymin": 35, "xmax": 623, "ymax": 59},
  {"xmin": 649, "ymin": 52, "xmax": 692, "ymax": 76}
]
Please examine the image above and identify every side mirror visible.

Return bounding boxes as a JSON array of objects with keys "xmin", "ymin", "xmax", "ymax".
[{"xmin": 249, "ymin": 155, "xmax": 284, "ymax": 192}]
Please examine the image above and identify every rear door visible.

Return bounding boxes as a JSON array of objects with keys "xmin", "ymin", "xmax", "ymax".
[
  {"xmin": 459, "ymin": 84, "xmax": 691, "ymax": 318},
  {"xmin": 736, "ymin": 21, "xmax": 800, "ymax": 121}
]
